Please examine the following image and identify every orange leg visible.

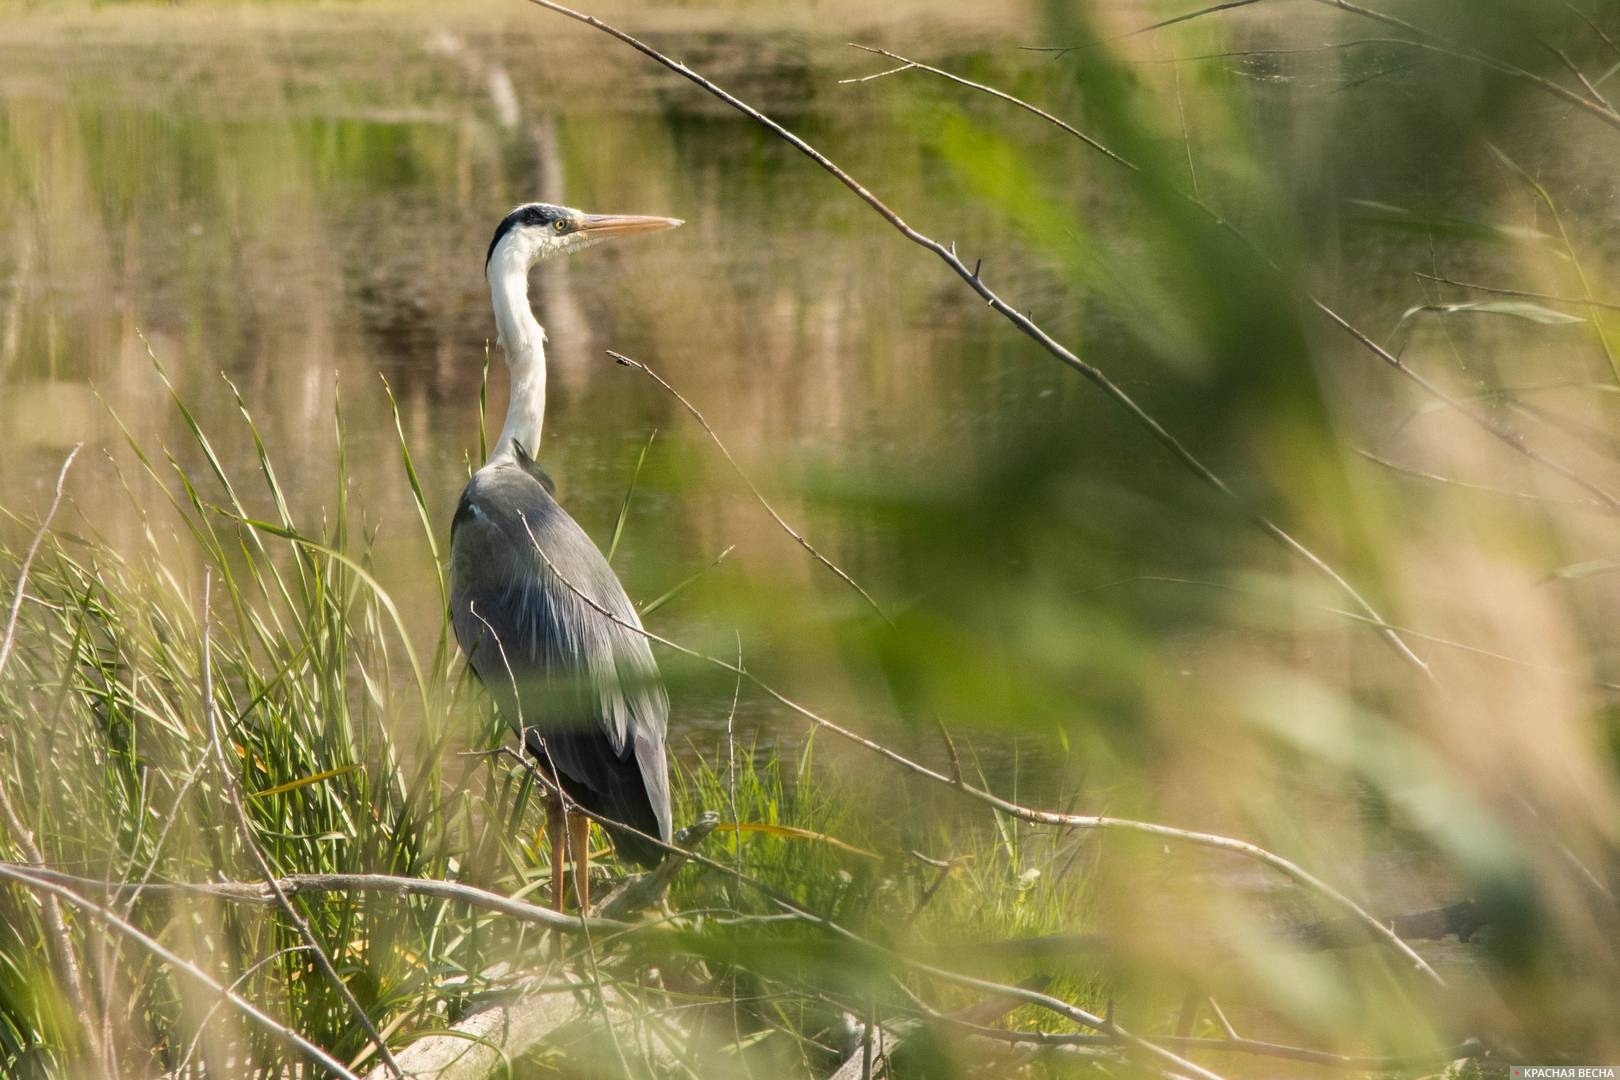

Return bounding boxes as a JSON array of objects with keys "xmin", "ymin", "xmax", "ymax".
[
  {"xmin": 546, "ymin": 789, "xmax": 568, "ymax": 914},
  {"xmin": 568, "ymin": 812, "xmax": 591, "ymax": 912}
]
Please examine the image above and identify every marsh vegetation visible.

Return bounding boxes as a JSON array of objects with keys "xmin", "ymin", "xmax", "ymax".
[{"xmin": 2, "ymin": 0, "xmax": 1620, "ymax": 1076}]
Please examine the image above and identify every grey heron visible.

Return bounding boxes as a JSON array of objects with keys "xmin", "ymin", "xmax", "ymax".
[{"xmin": 450, "ymin": 203, "xmax": 682, "ymax": 913}]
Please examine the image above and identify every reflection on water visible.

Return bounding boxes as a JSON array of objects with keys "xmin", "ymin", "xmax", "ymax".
[
  {"xmin": 8, "ymin": 7, "xmax": 1620, "ymax": 1058},
  {"xmin": 0, "ymin": 6, "xmax": 1110, "ymax": 766},
  {"xmin": 4, "ymin": 3, "xmax": 1620, "ymax": 791}
]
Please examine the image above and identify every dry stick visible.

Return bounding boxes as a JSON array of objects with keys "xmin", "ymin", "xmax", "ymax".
[
  {"xmin": 609, "ymin": 353, "xmax": 885, "ymax": 622},
  {"xmin": 0, "ymin": 863, "xmax": 360, "ymax": 1079},
  {"xmin": 0, "ymin": 445, "xmax": 106, "ymax": 1070},
  {"xmin": 608, "ymin": 351, "xmax": 965, "ymax": 781},
  {"xmin": 198, "ymin": 573, "xmax": 407, "ymax": 1080},
  {"xmin": 13, "ymin": 863, "xmax": 621, "ymax": 934},
  {"xmin": 1412, "ymin": 271, "xmax": 1620, "ymax": 313},
  {"xmin": 513, "ymin": 517, "xmax": 1445, "ymax": 986},
  {"xmin": 523, "ymin": 0, "xmax": 1432, "ymax": 683},
  {"xmin": 840, "ymin": 45, "xmax": 1136, "ymax": 171},
  {"xmin": 847, "ymin": 44, "xmax": 1620, "ymax": 516},
  {"xmin": 1544, "ymin": 41, "xmax": 1614, "ymax": 112},
  {"xmin": 1565, "ymin": 1, "xmax": 1620, "ymax": 67},
  {"xmin": 1353, "ymin": 447, "xmax": 1608, "ymax": 509},
  {"xmin": 172, "ymin": 945, "xmax": 317, "ymax": 1078}
]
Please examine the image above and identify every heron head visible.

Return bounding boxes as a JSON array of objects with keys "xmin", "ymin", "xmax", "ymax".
[{"xmin": 485, "ymin": 202, "xmax": 682, "ymax": 272}]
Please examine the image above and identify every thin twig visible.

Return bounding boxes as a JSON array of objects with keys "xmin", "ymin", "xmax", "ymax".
[
  {"xmin": 1565, "ymin": 2, "xmax": 1620, "ymax": 66},
  {"xmin": 0, "ymin": 445, "xmax": 105, "ymax": 1069},
  {"xmin": 1019, "ymin": 0, "xmax": 1269, "ymax": 57},
  {"xmin": 838, "ymin": 62, "xmax": 917, "ymax": 84},
  {"xmin": 1412, "ymin": 271, "xmax": 1620, "ymax": 313},
  {"xmin": 608, "ymin": 350, "xmax": 965, "ymax": 776},
  {"xmin": 0, "ymin": 863, "xmax": 360, "ymax": 1079},
  {"xmin": 845, "ymin": 46, "xmax": 1136, "ymax": 170},
  {"xmin": 608, "ymin": 352, "xmax": 889, "ymax": 622},
  {"xmin": 1354, "ymin": 447, "xmax": 1607, "ymax": 508},
  {"xmin": 10, "ymin": 863, "xmax": 621, "ymax": 934},
  {"xmin": 200, "ymin": 572, "xmax": 407, "ymax": 1080},
  {"xmin": 1542, "ymin": 40, "xmax": 1614, "ymax": 112},
  {"xmin": 524, "ymin": 0, "xmax": 1431, "ymax": 680}
]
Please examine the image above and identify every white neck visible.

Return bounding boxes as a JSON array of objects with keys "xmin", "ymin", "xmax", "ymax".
[{"xmin": 486, "ymin": 242, "xmax": 547, "ymax": 466}]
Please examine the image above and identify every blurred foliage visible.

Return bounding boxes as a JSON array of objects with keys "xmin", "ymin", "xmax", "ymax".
[{"xmin": 2, "ymin": 0, "xmax": 1620, "ymax": 1075}]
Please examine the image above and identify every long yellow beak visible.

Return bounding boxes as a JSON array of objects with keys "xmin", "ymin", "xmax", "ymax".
[{"xmin": 576, "ymin": 213, "xmax": 684, "ymax": 238}]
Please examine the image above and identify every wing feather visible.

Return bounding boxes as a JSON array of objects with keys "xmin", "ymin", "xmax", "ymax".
[{"xmin": 450, "ymin": 460, "xmax": 671, "ymax": 865}]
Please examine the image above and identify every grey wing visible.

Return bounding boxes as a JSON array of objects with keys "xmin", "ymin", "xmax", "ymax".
[{"xmin": 449, "ymin": 464, "xmax": 671, "ymax": 863}]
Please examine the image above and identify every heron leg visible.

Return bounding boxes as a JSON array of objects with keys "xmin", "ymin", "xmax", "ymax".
[
  {"xmin": 568, "ymin": 812, "xmax": 591, "ymax": 913},
  {"xmin": 545, "ymin": 788, "xmax": 568, "ymax": 914}
]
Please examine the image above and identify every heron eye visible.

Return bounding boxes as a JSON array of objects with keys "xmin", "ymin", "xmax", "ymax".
[{"xmin": 553, "ymin": 219, "xmax": 568, "ymax": 233}]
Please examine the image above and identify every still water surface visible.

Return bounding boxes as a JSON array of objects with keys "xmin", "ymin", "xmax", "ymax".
[
  {"xmin": 5, "ymin": 3, "xmax": 1610, "ymax": 789},
  {"xmin": 0, "ymin": 5, "xmax": 1128, "ymax": 761}
]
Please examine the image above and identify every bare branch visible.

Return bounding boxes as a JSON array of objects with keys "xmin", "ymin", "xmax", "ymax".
[
  {"xmin": 608, "ymin": 351, "xmax": 889, "ymax": 622},
  {"xmin": 1413, "ymin": 271, "xmax": 1620, "ymax": 313},
  {"xmin": 10, "ymin": 862, "xmax": 620, "ymax": 933},
  {"xmin": 838, "ymin": 61, "xmax": 917, "ymax": 84},
  {"xmin": 1542, "ymin": 39, "xmax": 1614, "ymax": 112},
  {"xmin": 1354, "ymin": 447, "xmax": 1608, "ymax": 509},
  {"xmin": 1020, "ymin": 0, "xmax": 1271, "ymax": 56},
  {"xmin": 1565, "ymin": 2, "xmax": 1620, "ymax": 67},
  {"xmin": 846, "ymin": 45, "xmax": 1136, "ymax": 170}
]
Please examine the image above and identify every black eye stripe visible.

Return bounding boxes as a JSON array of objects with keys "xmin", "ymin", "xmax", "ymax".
[{"xmin": 485, "ymin": 203, "xmax": 571, "ymax": 268}]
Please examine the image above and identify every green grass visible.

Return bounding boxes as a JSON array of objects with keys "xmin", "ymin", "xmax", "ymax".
[
  {"xmin": 0, "ymin": 368, "xmax": 1110, "ymax": 1078},
  {"xmin": 6, "ymin": 3, "xmax": 1620, "ymax": 1071}
]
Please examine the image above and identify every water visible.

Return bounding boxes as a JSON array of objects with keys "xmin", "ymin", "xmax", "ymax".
[
  {"xmin": 8, "ymin": 7, "xmax": 1620, "ymax": 1061},
  {"xmin": 4, "ymin": 2, "xmax": 1619, "ymax": 791},
  {"xmin": 0, "ymin": 6, "xmax": 1110, "ymax": 763}
]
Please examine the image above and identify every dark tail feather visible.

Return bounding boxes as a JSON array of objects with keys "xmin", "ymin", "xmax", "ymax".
[{"xmin": 525, "ymin": 730, "xmax": 667, "ymax": 869}]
